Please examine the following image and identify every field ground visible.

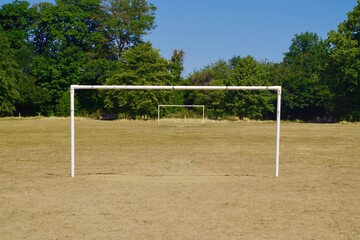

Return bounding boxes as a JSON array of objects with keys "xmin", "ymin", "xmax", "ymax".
[{"xmin": 0, "ymin": 118, "xmax": 359, "ymax": 239}]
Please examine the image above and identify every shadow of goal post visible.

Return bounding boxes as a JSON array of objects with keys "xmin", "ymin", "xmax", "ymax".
[{"xmin": 70, "ymin": 85, "xmax": 282, "ymax": 177}]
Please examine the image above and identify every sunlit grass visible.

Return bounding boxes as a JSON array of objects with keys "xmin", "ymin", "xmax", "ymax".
[{"xmin": 0, "ymin": 118, "xmax": 359, "ymax": 239}]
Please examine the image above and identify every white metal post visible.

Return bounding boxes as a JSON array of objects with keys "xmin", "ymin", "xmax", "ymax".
[
  {"xmin": 202, "ymin": 106, "xmax": 205, "ymax": 125},
  {"xmin": 157, "ymin": 105, "xmax": 160, "ymax": 126},
  {"xmin": 70, "ymin": 85, "xmax": 281, "ymax": 177},
  {"xmin": 275, "ymin": 87, "xmax": 282, "ymax": 177},
  {"xmin": 70, "ymin": 86, "xmax": 75, "ymax": 177}
]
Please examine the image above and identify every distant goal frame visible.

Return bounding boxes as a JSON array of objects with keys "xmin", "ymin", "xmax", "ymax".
[
  {"xmin": 157, "ymin": 104, "xmax": 205, "ymax": 125},
  {"xmin": 70, "ymin": 85, "xmax": 282, "ymax": 177}
]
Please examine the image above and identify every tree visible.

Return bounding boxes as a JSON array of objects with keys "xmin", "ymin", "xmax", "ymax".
[
  {"xmin": 325, "ymin": 1, "xmax": 360, "ymax": 121},
  {"xmin": 30, "ymin": 0, "xmax": 103, "ymax": 57},
  {"xmin": 0, "ymin": 0, "xmax": 32, "ymax": 49},
  {"xmin": 0, "ymin": 0, "xmax": 36, "ymax": 75},
  {"xmin": 186, "ymin": 57, "xmax": 276, "ymax": 120},
  {"xmin": 280, "ymin": 32, "xmax": 330, "ymax": 120},
  {"xmin": 187, "ymin": 60, "xmax": 231, "ymax": 119},
  {"xmin": 103, "ymin": 42, "xmax": 175, "ymax": 119},
  {"xmin": 27, "ymin": 0, "xmax": 157, "ymax": 115},
  {"xmin": 169, "ymin": 49, "xmax": 185, "ymax": 82},
  {"xmin": 0, "ymin": 33, "xmax": 20, "ymax": 116},
  {"xmin": 224, "ymin": 56, "xmax": 274, "ymax": 120},
  {"xmin": 29, "ymin": 0, "xmax": 111, "ymax": 115},
  {"xmin": 0, "ymin": 1, "xmax": 44, "ymax": 116},
  {"xmin": 103, "ymin": 0, "xmax": 156, "ymax": 59}
]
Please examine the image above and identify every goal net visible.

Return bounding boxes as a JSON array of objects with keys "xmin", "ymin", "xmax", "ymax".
[{"xmin": 70, "ymin": 85, "xmax": 282, "ymax": 177}]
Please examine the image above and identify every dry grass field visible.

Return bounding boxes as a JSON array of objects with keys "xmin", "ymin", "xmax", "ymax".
[{"xmin": 0, "ymin": 118, "xmax": 359, "ymax": 239}]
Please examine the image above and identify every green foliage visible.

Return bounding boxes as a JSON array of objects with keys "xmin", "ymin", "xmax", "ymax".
[
  {"xmin": 1, "ymin": 0, "xmax": 360, "ymax": 121},
  {"xmin": 278, "ymin": 32, "xmax": 331, "ymax": 120},
  {"xmin": 225, "ymin": 56, "xmax": 274, "ymax": 119},
  {"xmin": 28, "ymin": 1, "xmax": 94, "ymax": 114},
  {"xmin": 0, "ymin": 33, "xmax": 20, "ymax": 116},
  {"xmin": 103, "ymin": 42, "xmax": 175, "ymax": 119},
  {"xmin": 169, "ymin": 49, "xmax": 185, "ymax": 81},
  {"xmin": 25, "ymin": 0, "xmax": 158, "ymax": 116},
  {"xmin": 15, "ymin": 75, "xmax": 46, "ymax": 116},
  {"xmin": 103, "ymin": 0, "xmax": 156, "ymax": 59},
  {"xmin": 187, "ymin": 57, "xmax": 275, "ymax": 120},
  {"xmin": 187, "ymin": 60, "xmax": 231, "ymax": 119},
  {"xmin": 0, "ymin": 0, "xmax": 32, "ymax": 49},
  {"xmin": 325, "ymin": 2, "xmax": 360, "ymax": 121},
  {"xmin": 0, "ymin": 69, "xmax": 18, "ymax": 116},
  {"xmin": 56, "ymin": 90, "xmax": 79, "ymax": 116}
]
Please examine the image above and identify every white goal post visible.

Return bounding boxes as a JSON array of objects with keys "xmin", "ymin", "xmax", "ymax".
[
  {"xmin": 157, "ymin": 104, "xmax": 205, "ymax": 125},
  {"xmin": 70, "ymin": 85, "xmax": 282, "ymax": 177}
]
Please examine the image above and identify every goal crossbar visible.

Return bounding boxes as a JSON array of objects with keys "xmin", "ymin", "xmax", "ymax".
[{"xmin": 70, "ymin": 85, "xmax": 282, "ymax": 177}]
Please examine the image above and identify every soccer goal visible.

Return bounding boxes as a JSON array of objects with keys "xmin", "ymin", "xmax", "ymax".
[
  {"xmin": 70, "ymin": 85, "xmax": 282, "ymax": 177},
  {"xmin": 157, "ymin": 104, "xmax": 205, "ymax": 126}
]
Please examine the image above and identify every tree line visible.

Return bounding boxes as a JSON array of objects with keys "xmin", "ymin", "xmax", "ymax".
[{"xmin": 1, "ymin": 0, "xmax": 360, "ymax": 121}]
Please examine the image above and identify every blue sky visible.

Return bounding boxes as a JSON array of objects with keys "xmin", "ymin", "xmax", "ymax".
[
  {"xmin": 146, "ymin": 0, "xmax": 357, "ymax": 75},
  {"xmin": 1, "ymin": 0, "xmax": 358, "ymax": 76}
]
